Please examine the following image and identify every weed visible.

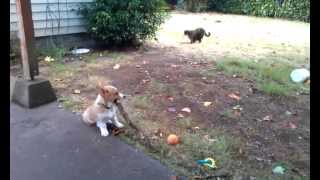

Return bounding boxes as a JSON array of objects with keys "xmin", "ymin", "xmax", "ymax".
[
  {"xmin": 257, "ymin": 81, "xmax": 289, "ymax": 96},
  {"xmin": 176, "ymin": 117, "xmax": 193, "ymax": 129},
  {"xmin": 40, "ymin": 46, "xmax": 67, "ymax": 62},
  {"xmin": 222, "ymin": 109, "xmax": 238, "ymax": 119},
  {"xmin": 131, "ymin": 95, "xmax": 151, "ymax": 110},
  {"xmin": 58, "ymin": 96, "xmax": 83, "ymax": 111},
  {"xmin": 149, "ymin": 79, "xmax": 167, "ymax": 94},
  {"xmin": 214, "ymin": 57, "xmax": 309, "ymax": 96}
]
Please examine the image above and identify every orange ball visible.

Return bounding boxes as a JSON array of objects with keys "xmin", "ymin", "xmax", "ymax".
[{"xmin": 167, "ymin": 134, "xmax": 179, "ymax": 145}]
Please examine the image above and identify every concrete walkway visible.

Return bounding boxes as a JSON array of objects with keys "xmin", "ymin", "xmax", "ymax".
[{"xmin": 10, "ymin": 102, "xmax": 175, "ymax": 180}]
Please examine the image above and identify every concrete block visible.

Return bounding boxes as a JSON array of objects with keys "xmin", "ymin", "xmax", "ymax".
[{"xmin": 12, "ymin": 78, "xmax": 56, "ymax": 108}]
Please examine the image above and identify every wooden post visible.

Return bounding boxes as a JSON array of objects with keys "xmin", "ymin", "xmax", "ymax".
[{"xmin": 15, "ymin": 0, "xmax": 39, "ymax": 80}]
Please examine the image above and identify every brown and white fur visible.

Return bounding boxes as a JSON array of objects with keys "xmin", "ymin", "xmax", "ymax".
[{"xmin": 82, "ymin": 82, "xmax": 125, "ymax": 137}]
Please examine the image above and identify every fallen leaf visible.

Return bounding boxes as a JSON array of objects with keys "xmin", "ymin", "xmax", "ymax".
[
  {"xmin": 203, "ymin": 101, "xmax": 212, "ymax": 107},
  {"xmin": 113, "ymin": 64, "xmax": 120, "ymax": 70},
  {"xmin": 232, "ymin": 105, "xmax": 243, "ymax": 111},
  {"xmin": 73, "ymin": 89, "xmax": 81, "ymax": 94},
  {"xmin": 44, "ymin": 56, "xmax": 55, "ymax": 62},
  {"xmin": 289, "ymin": 122, "xmax": 297, "ymax": 129},
  {"xmin": 193, "ymin": 126, "xmax": 200, "ymax": 130},
  {"xmin": 167, "ymin": 96, "xmax": 174, "ymax": 102},
  {"xmin": 233, "ymin": 110, "xmax": 241, "ymax": 117},
  {"xmin": 228, "ymin": 93, "xmax": 241, "ymax": 100},
  {"xmin": 263, "ymin": 115, "xmax": 272, "ymax": 121},
  {"xmin": 204, "ymin": 135, "xmax": 217, "ymax": 143},
  {"xmin": 181, "ymin": 107, "xmax": 191, "ymax": 113},
  {"xmin": 177, "ymin": 113, "xmax": 184, "ymax": 118}
]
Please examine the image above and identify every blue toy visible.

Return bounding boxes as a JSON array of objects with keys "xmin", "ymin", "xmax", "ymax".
[{"xmin": 196, "ymin": 158, "xmax": 217, "ymax": 169}]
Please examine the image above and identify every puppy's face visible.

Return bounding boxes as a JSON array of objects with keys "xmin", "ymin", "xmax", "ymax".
[
  {"xmin": 184, "ymin": 30, "xmax": 190, "ymax": 35},
  {"xmin": 98, "ymin": 83, "xmax": 125, "ymax": 103}
]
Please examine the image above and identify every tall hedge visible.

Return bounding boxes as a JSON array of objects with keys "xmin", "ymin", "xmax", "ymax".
[{"xmin": 207, "ymin": 0, "xmax": 309, "ymax": 22}]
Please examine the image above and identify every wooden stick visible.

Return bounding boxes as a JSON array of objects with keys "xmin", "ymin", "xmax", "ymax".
[
  {"xmin": 115, "ymin": 101, "xmax": 157, "ymax": 151},
  {"xmin": 115, "ymin": 101, "xmax": 140, "ymax": 131}
]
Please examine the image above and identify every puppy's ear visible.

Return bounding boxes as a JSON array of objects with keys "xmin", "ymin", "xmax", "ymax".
[
  {"xmin": 97, "ymin": 81, "xmax": 103, "ymax": 89},
  {"xmin": 97, "ymin": 81, "xmax": 107, "ymax": 96}
]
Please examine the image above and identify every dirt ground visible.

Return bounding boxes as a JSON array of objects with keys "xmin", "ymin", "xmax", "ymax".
[{"xmin": 10, "ymin": 11, "xmax": 310, "ymax": 179}]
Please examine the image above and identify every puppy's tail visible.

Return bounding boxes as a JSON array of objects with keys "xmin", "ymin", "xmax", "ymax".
[{"xmin": 204, "ymin": 32, "xmax": 211, "ymax": 37}]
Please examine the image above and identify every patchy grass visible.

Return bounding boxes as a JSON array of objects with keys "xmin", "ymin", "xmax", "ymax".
[
  {"xmin": 213, "ymin": 57, "xmax": 309, "ymax": 96},
  {"xmin": 131, "ymin": 95, "xmax": 152, "ymax": 110},
  {"xmin": 16, "ymin": 11, "xmax": 309, "ymax": 179},
  {"xmin": 120, "ymin": 123, "xmax": 243, "ymax": 177},
  {"xmin": 82, "ymin": 50, "xmax": 124, "ymax": 64},
  {"xmin": 39, "ymin": 46, "xmax": 67, "ymax": 62},
  {"xmin": 58, "ymin": 96, "xmax": 83, "ymax": 111},
  {"xmin": 176, "ymin": 117, "xmax": 193, "ymax": 129}
]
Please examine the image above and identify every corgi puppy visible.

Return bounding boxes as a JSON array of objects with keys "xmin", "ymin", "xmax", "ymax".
[{"xmin": 82, "ymin": 82, "xmax": 125, "ymax": 136}]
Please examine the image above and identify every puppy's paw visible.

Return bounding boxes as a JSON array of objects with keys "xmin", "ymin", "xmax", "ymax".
[
  {"xmin": 115, "ymin": 122, "xmax": 124, "ymax": 128},
  {"xmin": 100, "ymin": 129, "xmax": 109, "ymax": 137}
]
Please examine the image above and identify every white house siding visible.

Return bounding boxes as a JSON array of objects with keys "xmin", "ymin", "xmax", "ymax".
[{"xmin": 10, "ymin": 0, "xmax": 93, "ymax": 37}]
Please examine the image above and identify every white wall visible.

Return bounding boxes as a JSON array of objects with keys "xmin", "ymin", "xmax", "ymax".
[{"xmin": 10, "ymin": 0, "xmax": 93, "ymax": 37}]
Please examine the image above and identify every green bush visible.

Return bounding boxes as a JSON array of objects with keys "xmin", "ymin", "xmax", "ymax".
[
  {"xmin": 207, "ymin": 0, "xmax": 309, "ymax": 22},
  {"xmin": 184, "ymin": 0, "xmax": 209, "ymax": 12},
  {"xmin": 207, "ymin": 0, "xmax": 242, "ymax": 14},
  {"xmin": 79, "ymin": 0, "xmax": 168, "ymax": 46}
]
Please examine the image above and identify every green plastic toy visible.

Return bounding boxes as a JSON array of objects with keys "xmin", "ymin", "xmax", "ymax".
[{"xmin": 196, "ymin": 158, "xmax": 217, "ymax": 169}]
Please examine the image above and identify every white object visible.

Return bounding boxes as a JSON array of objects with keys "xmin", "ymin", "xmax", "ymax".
[
  {"xmin": 272, "ymin": 166, "xmax": 285, "ymax": 174},
  {"xmin": 113, "ymin": 64, "xmax": 121, "ymax": 70},
  {"xmin": 290, "ymin": 68, "xmax": 310, "ymax": 83},
  {"xmin": 71, "ymin": 48, "xmax": 90, "ymax": 55},
  {"xmin": 181, "ymin": 107, "xmax": 191, "ymax": 113}
]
